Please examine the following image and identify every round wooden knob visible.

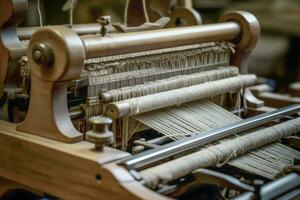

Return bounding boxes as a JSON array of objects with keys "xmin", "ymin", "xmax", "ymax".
[
  {"xmin": 86, "ymin": 116, "xmax": 114, "ymax": 151},
  {"xmin": 219, "ymin": 11, "xmax": 260, "ymax": 52}
]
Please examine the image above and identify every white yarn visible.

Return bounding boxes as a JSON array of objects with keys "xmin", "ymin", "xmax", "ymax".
[
  {"xmin": 140, "ymin": 117, "xmax": 300, "ymax": 188},
  {"xmin": 37, "ymin": 0, "xmax": 43, "ymax": 26},
  {"xmin": 230, "ymin": 143, "xmax": 300, "ymax": 179},
  {"xmin": 86, "ymin": 42, "xmax": 234, "ymax": 98},
  {"xmin": 107, "ymin": 74, "xmax": 257, "ymax": 118},
  {"xmin": 135, "ymin": 99, "xmax": 299, "ymax": 180},
  {"xmin": 102, "ymin": 67, "xmax": 239, "ymax": 102},
  {"xmin": 124, "ymin": 0, "xmax": 129, "ymax": 26},
  {"xmin": 81, "ymin": 36, "xmax": 236, "ymax": 136},
  {"xmin": 142, "ymin": 0, "xmax": 150, "ymax": 23},
  {"xmin": 70, "ymin": 0, "xmax": 74, "ymax": 26},
  {"xmin": 135, "ymin": 100, "xmax": 240, "ymax": 140},
  {"xmin": 85, "ymin": 42, "xmax": 234, "ymax": 64},
  {"xmin": 84, "ymin": 42, "xmax": 236, "ymax": 133}
]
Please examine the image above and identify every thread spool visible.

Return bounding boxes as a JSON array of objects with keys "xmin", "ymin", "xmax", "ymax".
[{"xmin": 106, "ymin": 74, "xmax": 257, "ymax": 118}]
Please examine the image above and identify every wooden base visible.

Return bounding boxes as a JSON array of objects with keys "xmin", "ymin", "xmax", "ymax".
[
  {"xmin": 0, "ymin": 177, "xmax": 43, "ymax": 197},
  {"xmin": 0, "ymin": 121, "xmax": 168, "ymax": 200}
]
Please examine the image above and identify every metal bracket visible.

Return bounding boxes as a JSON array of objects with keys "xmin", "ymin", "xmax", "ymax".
[{"xmin": 192, "ymin": 169, "xmax": 254, "ymax": 192}]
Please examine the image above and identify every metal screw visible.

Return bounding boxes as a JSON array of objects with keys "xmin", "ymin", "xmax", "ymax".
[
  {"xmin": 86, "ymin": 116, "xmax": 114, "ymax": 151},
  {"xmin": 32, "ymin": 43, "xmax": 54, "ymax": 66},
  {"xmin": 97, "ymin": 16, "xmax": 111, "ymax": 36},
  {"xmin": 33, "ymin": 50, "xmax": 42, "ymax": 62}
]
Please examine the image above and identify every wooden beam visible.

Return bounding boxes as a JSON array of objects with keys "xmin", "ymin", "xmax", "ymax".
[
  {"xmin": 258, "ymin": 92, "xmax": 300, "ymax": 108},
  {"xmin": 0, "ymin": 121, "xmax": 167, "ymax": 200}
]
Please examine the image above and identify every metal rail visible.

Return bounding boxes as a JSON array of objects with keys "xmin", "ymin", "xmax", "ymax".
[
  {"xmin": 233, "ymin": 173, "xmax": 300, "ymax": 200},
  {"xmin": 122, "ymin": 104, "xmax": 300, "ymax": 170}
]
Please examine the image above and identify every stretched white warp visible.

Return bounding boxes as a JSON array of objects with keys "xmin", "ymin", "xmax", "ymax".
[{"xmin": 134, "ymin": 101, "xmax": 300, "ymax": 188}]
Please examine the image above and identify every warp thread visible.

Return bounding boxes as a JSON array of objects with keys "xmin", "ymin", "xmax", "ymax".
[
  {"xmin": 86, "ymin": 42, "xmax": 234, "ymax": 97},
  {"xmin": 229, "ymin": 143, "xmax": 300, "ymax": 179},
  {"xmin": 102, "ymin": 67, "xmax": 239, "ymax": 102},
  {"xmin": 37, "ymin": 0, "xmax": 43, "ymax": 27},
  {"xmin": 84, "ymin": 42, "xmax": 236, "ymax": 127},
  {"xmin": 124, "ymin": 0, "xmax": 129, "ymax": 26},
  {"xmin": 135, "ymin": 100, "xmax": 240, "ymax": 141},
  {"xmin": 70, "ymin": 0, "xmax": 74, "ymax": 26},
  {"xmin": 140, "ymin": 117, "xmax": 300, "ymax": 188},
  {"xmin": 86, "ymin": 42, "xmax": 234, "ymax": 64}
]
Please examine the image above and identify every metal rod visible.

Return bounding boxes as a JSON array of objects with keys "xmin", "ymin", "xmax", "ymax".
[
  {"xmin": 122, "ymin": 104, "xmax": 300, "ymax": 170},
  {"xmin": 233, "ymin": 173, "xmax": 300, "ymax": 200},
  {"xmin": 261, "ymin": 173, "xmax": 300, "ymax": 200},
  {"xmin": 17, "ymin": 23, "xmax": 115, "ymax": 40},
  {"xmin": 82, "ymin": 22, "xmax": 241, "ymax": 59},
  {"xmin": 69, "ymin": 108, "xmax": 84, "ymax": 119}
]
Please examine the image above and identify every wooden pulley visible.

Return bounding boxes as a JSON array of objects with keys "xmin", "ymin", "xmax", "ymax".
[
  {"xmin": 219, "ymin": 11, "xmax": 261, "ymax": 52},
  {"xmin": 219, "ymin": 11, "xmax": 261, "ymax": 72},
  {"xmin": 125, "ymin": 0, "xmax": 202, "ymax": 28},
  {"xmin": 28, "ymin": 26, "xmax": 85, "ymax": 82},
  {"xmin": 166, "ymin": 7, "xmax": 202, "ymax": 28},
  {"xmin": 17, "ymin": 26, "xmax": 85, "ymax": 143}
]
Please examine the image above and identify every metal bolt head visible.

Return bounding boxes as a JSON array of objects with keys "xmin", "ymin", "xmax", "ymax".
[
  {"xmin": 33, "ymin": 50, "xmax": 42, "ymax": 61},
  {"xmin": 32, "ymin": 43, "xmax": 54, "ymax": 66}
]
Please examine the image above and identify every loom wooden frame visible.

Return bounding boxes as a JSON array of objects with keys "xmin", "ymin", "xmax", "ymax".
[
  {"xmin": 0, "ymin": 121, "xmax": 169, "ymax": 200},
  {"xmin": 0, "ymin": 4, "xmax": 261, "ymax": 199}
]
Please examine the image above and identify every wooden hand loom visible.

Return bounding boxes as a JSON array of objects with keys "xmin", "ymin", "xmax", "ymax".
[{"xmin": 1, "ymin": 5, "xmax": 300, "ymax": 200}]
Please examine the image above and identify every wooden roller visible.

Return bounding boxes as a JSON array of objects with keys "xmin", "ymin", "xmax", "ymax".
[{"xmin": 105, "ymin": 74, "xmax": 257, "ymax": 118}]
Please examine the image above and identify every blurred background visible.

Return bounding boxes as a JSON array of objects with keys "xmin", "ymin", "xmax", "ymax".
[{"xmin": 22, "ymin": 0, "xmax": 300, "ymax": 93}]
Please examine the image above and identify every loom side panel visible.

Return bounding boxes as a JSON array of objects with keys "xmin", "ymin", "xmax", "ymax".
[{"xmin": 0, "ymin": 121, "xmax": 165, "ymax": 200}]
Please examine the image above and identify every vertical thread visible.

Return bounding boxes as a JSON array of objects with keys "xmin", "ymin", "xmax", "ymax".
[
  {"xmin": 70, "ymin": 0, "xmax": 74, "ymax": 26},
  {"xmin": 124, "ymin": 0, "xmax": 129, "ymax": 26},
  {"xmin": 37, "ymin": 0, "xmax": 43, "ymax": 26},
  {"xmin": 142, "ymin": 0, "xmax": 150, "ymax": 23}
]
